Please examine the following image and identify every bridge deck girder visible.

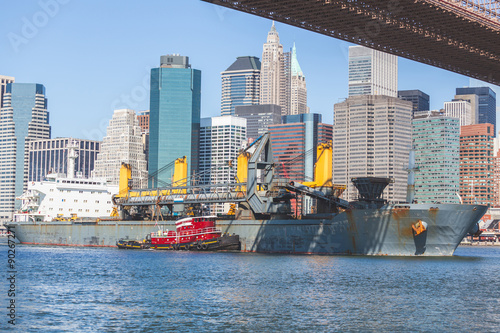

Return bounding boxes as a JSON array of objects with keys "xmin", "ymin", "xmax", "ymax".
[{"xmin": 203, "ymin": 0, "xmax": 500, "ymax": 85}]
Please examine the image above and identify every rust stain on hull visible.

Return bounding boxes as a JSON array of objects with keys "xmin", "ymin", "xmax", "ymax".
[{"xmin": 392, "ymin": 207, "xmax": 410, "ymax": 220}]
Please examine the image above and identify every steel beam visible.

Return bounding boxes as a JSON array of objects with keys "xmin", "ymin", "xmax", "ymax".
[{"xmin": 202, "ymin": 0, "xmax": 500, "ymax": 85}]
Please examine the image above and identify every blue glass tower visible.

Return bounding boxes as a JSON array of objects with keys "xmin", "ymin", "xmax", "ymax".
[
  {"xmin": 221, "ymin": 56, "xmax": 260, "ymax": 116},
  {"xmin": 0, "ymin": 83, "xmax": 50, "ymax": 220},
  {"xmin": 456, "ymin": 87, "xmax": 496, "ymax": 133},
  {"xmin": 149, "ymin": 55, "xmax": 201, "ymax": 187}
]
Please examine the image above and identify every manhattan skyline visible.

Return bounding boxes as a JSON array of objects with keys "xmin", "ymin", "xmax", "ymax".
[{"xmin": 1, "ymin": 0, "xmax": 496, "ymax": 141}]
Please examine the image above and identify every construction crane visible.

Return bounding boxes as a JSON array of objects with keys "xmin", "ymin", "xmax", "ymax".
[{"xmin": 113, "ymin": 134, "xmax": 350, "ymax": 220}]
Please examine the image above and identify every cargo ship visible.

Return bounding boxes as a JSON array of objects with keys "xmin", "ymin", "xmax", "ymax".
[{"xmin": 6, "ymin": 134, "xmax": 487, "ymax": 256}]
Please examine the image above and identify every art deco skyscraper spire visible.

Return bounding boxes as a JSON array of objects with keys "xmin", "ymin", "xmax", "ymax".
[
  {"xmin": 260, "ymin": 23, "xmax": 308, "ymax": 116},
  {"xmin": 260, "ymin": 22, "xmax": 286, "ymax": 112},
  {"xmin": 289, "ymin": 42, "xmax": 308, "ymax": 115}
]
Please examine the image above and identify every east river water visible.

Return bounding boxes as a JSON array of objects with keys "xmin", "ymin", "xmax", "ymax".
[{"xmin": 1, "ymin": 242, "xmax": 499, "ymax": 332}]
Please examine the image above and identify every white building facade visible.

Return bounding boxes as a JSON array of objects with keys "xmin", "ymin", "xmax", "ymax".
[
  {"xmin": 93, "ymin": 109, "xmax": 148, "ymax": 189},
  {"xmin": 444, "ymin": 100, "xmax": 472, "ymax": 127},
  {"xmin": 348, "ymin": 46, "xmax": 398, "ymax": 98},
  {"xmin": 199, "ymin": 115, "xmax": 247, "ymax": 213}
]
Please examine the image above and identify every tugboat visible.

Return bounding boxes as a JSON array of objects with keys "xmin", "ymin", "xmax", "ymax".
[
  {"xmin": 148, "ymin": 216, "xmax": 240, "ymax": 251},
  {"xmin": 116, "ymin": 239, "xmax": 150, "ymax": 249}
]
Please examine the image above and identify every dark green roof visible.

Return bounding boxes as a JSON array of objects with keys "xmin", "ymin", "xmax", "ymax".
[{"xmin": 225, "ymin": 56, "xmax": 261, "ymax": 72}]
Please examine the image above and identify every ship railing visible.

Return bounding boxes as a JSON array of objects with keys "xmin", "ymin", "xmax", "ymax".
[{"xmin": 178, "ymin": 227, "xmax": 221, "ymax": 237}]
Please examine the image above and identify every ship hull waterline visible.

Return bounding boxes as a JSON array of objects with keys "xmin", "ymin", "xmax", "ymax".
[{"xmin": 6, "ymin": 203, "xmax": 487, "ymax": 256}]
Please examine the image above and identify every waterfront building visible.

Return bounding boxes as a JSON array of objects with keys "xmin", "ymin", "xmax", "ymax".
[
  {"xmin": 460, "ymin": 124, "xmax": 495, "ymax": 205},
  {"xmin": 453, "ymin": 93, "xmax": 479, "ymax": 124},
  {"xmin": 221, "ymin": 56, "xmax": 260, "ymax": 116},
  {"xmin": 93, "ymin": 109, "xmax": 148, "ymax": 189},
  {"xmin": 234, "ymin": 104, "xmax": 281, "ymax": 141},
  {"xmin": 443, "ymin": 100, "xmax": 472, "ymax": 127},
  {"xmin": 0, "ymin": 75, "xmax": 15, "ymax": 109},
  {"xmin": 289, "ymin": 43, "xmax": 308, "ymax": 115},
  {"xmin": 199, "ymin": 116, "xmax": 247, "ymax": 213},
  {"xmin": 0, "ymin": 83, "xmax": 51, "ymax": 221},
  {"xmin": 149, "ymin": 54, "xmax": 201, "ymax": 187},
  {"xmin": 398, "ymin": 90, "xmax": 430, "ymax": 116},
  {"xmin": 456, "ymin": 87, "xmax": 496, "ymax": 133},
  {"xmin": 333, "ymin": 95, "xmax": 412, "ymax": 202},
  {"xmin": 28, "ymin": 138, "xmax": 101, "ymax": 182},
  {"xmin": 348, "ymin": 46, "xmax": 398, "ymax": 97},
  {"xmin": 412, "ymin": 111, "xmax": 460, "ymax": 203}
]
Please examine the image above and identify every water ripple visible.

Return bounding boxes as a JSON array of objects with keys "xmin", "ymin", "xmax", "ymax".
[{"xmin": 1, "ymin": 244, "xmax": 499, "ymax": 332}]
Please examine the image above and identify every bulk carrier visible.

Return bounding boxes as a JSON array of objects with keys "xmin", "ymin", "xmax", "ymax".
[{"xmin": 7, "ymin": 134, "xmax": 487, "ymax": 256}]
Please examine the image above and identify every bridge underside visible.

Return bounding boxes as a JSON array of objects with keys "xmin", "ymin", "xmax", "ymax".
[{"xmin": 203, "ymin": 0, "xmax": 500, "ymax": 86}]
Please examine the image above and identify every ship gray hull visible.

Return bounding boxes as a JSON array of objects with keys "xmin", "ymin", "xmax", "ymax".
[
  {"xmin": 220, "ymin": 204, "xmax": 487, "ymax": 256},
  {"xmin": 6, "ymin": 203, "xmax": 487, "ymax": 256}
]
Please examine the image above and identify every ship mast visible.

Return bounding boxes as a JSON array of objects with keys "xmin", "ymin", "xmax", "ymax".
[
  {"xmin": 406, "ymin": 147, "xmax": 419, "ymax": 204},
  {"xmin": 67, "ymin": 140, "xmax": 79, "ymax": 179}
]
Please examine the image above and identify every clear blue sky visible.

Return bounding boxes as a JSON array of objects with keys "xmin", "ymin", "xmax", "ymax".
[{"xmin": 1, "ymin": 0, "xmax": 497, "ymax": 141}]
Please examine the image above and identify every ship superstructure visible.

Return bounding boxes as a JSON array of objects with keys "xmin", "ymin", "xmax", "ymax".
[{"xmin": 14, "ymin": 141, "xmax": 118, "ymax": 222}]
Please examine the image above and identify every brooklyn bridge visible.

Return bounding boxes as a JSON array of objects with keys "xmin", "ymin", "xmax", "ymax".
[{"xmin": 202, "ymin": 0, "xmax": 500, "ymax": 86}]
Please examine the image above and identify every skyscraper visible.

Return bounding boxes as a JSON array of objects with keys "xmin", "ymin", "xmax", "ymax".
[
  {"xmin": 456, "ymin": 87, "xmax": 496, "ymax": 133},
  {"xmin": 269, "ymin": 113, "xmax": 332, "ymax": 215},
  {"xmin": 199, "ymin": 115, "xmax": 246, "ymax": 213},
  {"xmin": 221, "ymin": 56, "xmax": 260, "ymax": 116},
  {"xmin": 333, "ymin": 95, "xmax": 412, "ymax": 202},
  {"xmin": 289, "ymin": 43, "xmax": 308, "ymax": 115},
  {"xmin": 348, "ymin": 46, "xmax": 398, "ymax": 97},
  {"xmin": 0, "ymin": 83, "xmax": 51, "ymax": 220},
  {"xmin": 412, "ymin": 111, "xmax": 460, "ymax": 203},
  {"xmin": 460, "ymin": 124, "xmax": 495, "ymax": 205},
  {"xmin": 234, "ymin": 104, "xmax": 281, "ymax": 140},
  {"xmin": 270, "ymin": 113, "xmax": 331, "ymax": 183},
  {"xmin": 28, "ymin": 138, "xmax": 101, "ymax": 182},
  {"xmin": 443, "ymin": 100, "xmax": 472, "ymax": 127},
  {"xmin": 260, "ymin": 22, "xmax": 285, "ymax": 112},
  {"xmin": 453, "ymin": 93, "xmax": 479, "ymax": 124},
  {"xmin": 137, "ymin": 110, "xmax": 150, "ymax": 134},
  {"xmin": 260, "ymin": 23, "xmax": 308, "ymax": 116},
  {"xmin": 398, "ymin": 90, "xmax": 430, "ymax": 115},
  {"xmin": 93, "ymin": 109, "xmax": 148, "ymax": 189},
  {"xmin": 0, "ymin": 75, "xmax": 15, "ymax": 109},
  {"xmin": 149, "ymin": 54, "xmax": 201, "ymax": 187}
]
